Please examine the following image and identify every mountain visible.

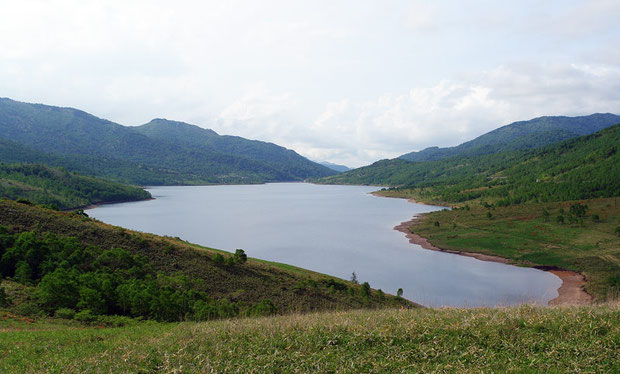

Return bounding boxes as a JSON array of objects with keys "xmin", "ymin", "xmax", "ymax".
[
  {"xmin": 400, "ymin": 114, "xmax": 620, "ymax": 162},
  {"xmin": 0, "ymin": 163, "xmax": 151, "ymax": 210},
  {"xmin": 320, "ymin": 124, "xmax": 620, "ymax": 204},
  {"xmin": 134, "ymin": 119, "xmax": 333, "ymax": 180},
  {"xmin": 317, "ymin": 161, "xmax": 351, "ymax": 173},
  {"xmin": 0, "ymin": 98, "xmax": 336, "ymax": 184}
]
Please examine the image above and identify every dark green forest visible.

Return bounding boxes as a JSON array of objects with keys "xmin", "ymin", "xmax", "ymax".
[
  {"xmin": 0, "ymin": 98, "xmax": 335, "ymax": 185},
  {"xmin": 0, "ymin": 163, "xmax": 151, "ymax": 210},
  {"xmin": 319, "ymin": 124, "xmax": 620, "ymax": 205}
]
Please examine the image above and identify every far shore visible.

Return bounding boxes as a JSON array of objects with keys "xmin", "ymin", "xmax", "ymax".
[{"xmin": 79, "ymin": 196, "xmax": 155, "ymax": 212}]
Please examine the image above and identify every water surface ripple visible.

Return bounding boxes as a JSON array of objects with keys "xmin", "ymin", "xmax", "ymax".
[{"xmin": 86, "ymin": 183, "xmax": 561, "ymax": 307}]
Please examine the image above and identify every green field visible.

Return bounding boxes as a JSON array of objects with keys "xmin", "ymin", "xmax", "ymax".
[
  {"xmin": 404, "ymin": 197, "xmax": 620, "ymax": 300},
  {"xmin": 1, "ymin": 304, "xmax": 618, "ymax": 372}
]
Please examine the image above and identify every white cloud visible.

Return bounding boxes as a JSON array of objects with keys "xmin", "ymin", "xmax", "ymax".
[
  {"xmin": 1, "ymin": 1, "xmax": 619, "ymax": 167},
  {"xmin": 269, "ymin": 62, "xmax": 620, "ymax": 167}
]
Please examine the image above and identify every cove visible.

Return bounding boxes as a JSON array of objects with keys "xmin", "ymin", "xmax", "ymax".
[{"xmin": 86, "ymin": 183, "xmax": 562, "ymax": 307}]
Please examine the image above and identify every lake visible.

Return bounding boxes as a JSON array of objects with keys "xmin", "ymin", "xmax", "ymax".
[{"xmin": 86, "ymin": 183, "xmax": 561, "ymax": 307}]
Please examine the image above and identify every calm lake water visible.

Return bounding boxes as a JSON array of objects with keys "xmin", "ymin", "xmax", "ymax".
[{"xmin": 86, "ymin": 183, "xmax": 561, "ymax": 307}]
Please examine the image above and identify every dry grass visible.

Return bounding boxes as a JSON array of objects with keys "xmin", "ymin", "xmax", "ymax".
[{"xmin": 1, "ymin": 304, "xmax": 619, "ymax": 372}]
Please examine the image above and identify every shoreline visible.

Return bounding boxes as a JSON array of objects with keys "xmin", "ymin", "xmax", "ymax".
[
  {"xmin": 370, "ymin": 191, "xmax": 451, "ymax": 207},
  {"xmin": 80, "ymin": 196, "xmax": 155, "ymax": 211},
  {"xmin": 394, "ymin": 215, "xmax": 592, "ymax": 306}
]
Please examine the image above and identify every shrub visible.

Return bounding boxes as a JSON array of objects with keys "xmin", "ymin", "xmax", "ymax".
[
  {"xmin": 234, "ymin": 249, "xmax": 247, "ymax": 264},
  {"xmin": 213, "ymin": 254, "xmax": 225, "ymax": 264},
  {"xmin": 360, "ymin": 282, "xmax": 371, "ymax": 298},
  {"xmin": 74, "ymin": 309, "xmax": 97, "ymax": 324},
  {"xmin": 397, "ymin": 288, "xmax": 404, "ymax": 298},
  {"xmin": 14, "ymin": 302, "xmax": 44, "ymax": 317},
  {"xmin": 434, "ymin": 221, "xmax": 440, "ymax": 227},
  {"xmin": 97, "ymin": 315, "xmax": 136, "ymax": 327},
  {"xmin": 54, "ymin": 308, "xmax": 76, "ymax": 319},
  {"xmin": 247, "ymin": 299, "xmax": 277, "ymax": 317},
  {"xmin": 0, "ymin": 286, "xmax": 10, "ymax": 307},
  {"xmin": 13, "ymin": 261, "xmax": 32, "ymax": 284},
  {"xmin": 225, "ymin": 256, "xmax": 235, "ymax": 266}
]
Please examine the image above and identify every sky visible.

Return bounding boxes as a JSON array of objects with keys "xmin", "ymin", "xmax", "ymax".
[{"xmin": 1, "ymin": 1, "xmax": 619, "ymax": 167}]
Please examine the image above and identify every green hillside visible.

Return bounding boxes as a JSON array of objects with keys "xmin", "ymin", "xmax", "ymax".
[
  {"xmin": 0, "ymin": 200, "xmax": 410, "ymax": 323},
  {"xmin": 321, "ymin": 124, "xmax": 620, "ymax": 205},
  {"xmin": 135, "ymin": 119, "xmax": 332, "ymax": 180},
  {"xmin": 400, "ymin": 113, "xmax": 620, "ymax": 162},
  {"xmin": 0, "ymin": 98, "xmax": 335, "ymax": 185},
  {"xmin": 0, "ymin": 163, "xmax": 151, "ymax": 210}
]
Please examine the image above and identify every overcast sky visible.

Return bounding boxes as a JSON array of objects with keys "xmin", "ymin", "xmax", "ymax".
[{"xmin": 2, "ymin": 1, "xmax": 619, "ymax": 167}]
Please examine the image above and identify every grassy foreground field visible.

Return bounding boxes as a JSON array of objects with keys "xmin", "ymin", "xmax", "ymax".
[{"xmin": 1, "ymin": 304, "xmax": 618, "ymax": 372}]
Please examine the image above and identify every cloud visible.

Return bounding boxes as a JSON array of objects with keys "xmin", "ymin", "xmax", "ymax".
[
  {"xmin": 260, "ymin": 62, "xmax": 620, "ymax": 167},
  {"xmin": 1, "ymin": 1, "xmax": 619, "ymax": 168}
]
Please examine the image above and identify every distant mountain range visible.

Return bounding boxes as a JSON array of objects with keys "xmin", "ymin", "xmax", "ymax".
[
  {"xmin": 317, "ymin": 161, "xmax": 351, "ymax": 173},
  {"xmin": 318, "ymin": 114, "xmax": 620, "ymax": 204},
  {"xmin": 0, "ymin": 98, "xmax": 336, "ymax": 185},
  {"xmin": 320, "ymin": 123, "xmax": 620, "ymax": 204},
  {"xmin": 400, "ymin": 114, "xmax": 620, "ymax": 162}
]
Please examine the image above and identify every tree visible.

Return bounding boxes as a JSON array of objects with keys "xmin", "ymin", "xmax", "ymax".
[
  {"xmin": 0, "ymin": 287, "xmax": 10, "ymax": 307},
  {"xmin": 350, "ymin": 272, "xmax": 358, "ymax": 284},
  {"xmin": 568, "ymin": 203, "xmax": 588, "ymax": 225},
  {"xmin": 360, "ymin": 282, "xmax": 371, "ymax": 298},
  {"xmin": 397, "ymin": 288, "xmax": 403, "ymax": 297},
  {"xmin": 234, "ymin": 249, "xmax": 247, "ymax": 264},
  {"xmin": 542, "ymin": 208, "xmax": 550, "ymax": 222}
]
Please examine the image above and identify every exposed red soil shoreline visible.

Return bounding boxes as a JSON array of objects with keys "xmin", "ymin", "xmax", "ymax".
[{"xmin": 394, "ymin": 215, "xmax": 592, "ymax": 306}]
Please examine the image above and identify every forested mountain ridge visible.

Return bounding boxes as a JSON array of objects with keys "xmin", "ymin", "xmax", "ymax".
[
  {"xmin": 0, "ymin": 163, "xmax": 151, "ymax": 210},
  {"xmin": 400, "ymin": 113, "xmax": 620, "ymax": 162},
  {"xmin": 319, "ymin": 124, "xmax": 620, "ymax": 205},
  {"xmin": 0, "ymin": 98, "xmax": 335, "ymax": 184},
  {"xmin": 135, "ymin": 119, "xmax": 332, "ymax": 179},
  {"xmin": 318, "ymin": 161, "xmax": 351, "ymax": 173}
]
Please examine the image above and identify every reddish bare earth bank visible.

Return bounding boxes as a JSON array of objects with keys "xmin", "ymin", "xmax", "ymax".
[{"xmin": 394, "ymin": 217, "xmax": 592, "ymax": 306}]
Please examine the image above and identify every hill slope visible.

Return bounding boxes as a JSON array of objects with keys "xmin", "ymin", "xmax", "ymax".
[
  {"xmin": 400, "ymin": 113, "xmax": 620, "ymax": 162},
  {"xmin": 0, "ymin": 163, "xmax": 151, "ymax": 210},
  {"xmin": 135, "ymin": 119, "xmax": 333, "ymax": 180},
  {"xmin": 318, "ymin": 161, "xmax": 351, "ymax": 172},
  {"xmin": 0, "ymin": 200, "xmax": 410, "ymax": 322},
  {"xmin": 321, "ymin": 124, "xmax": 620, "ymax": 205},
  {"xmin": 0, "ymin": 98, "xmax": 335, "ymax": 184}
]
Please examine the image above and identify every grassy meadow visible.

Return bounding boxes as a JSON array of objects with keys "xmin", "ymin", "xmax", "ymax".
[{"xmin": 1, "ymin": 304, "xmax": 619, "ymax": 372}]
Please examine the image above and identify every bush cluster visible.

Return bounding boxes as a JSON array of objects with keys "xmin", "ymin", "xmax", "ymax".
[{"xmin": 0, "ymin": 227, "xmax": 275, "ymax": 321}]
